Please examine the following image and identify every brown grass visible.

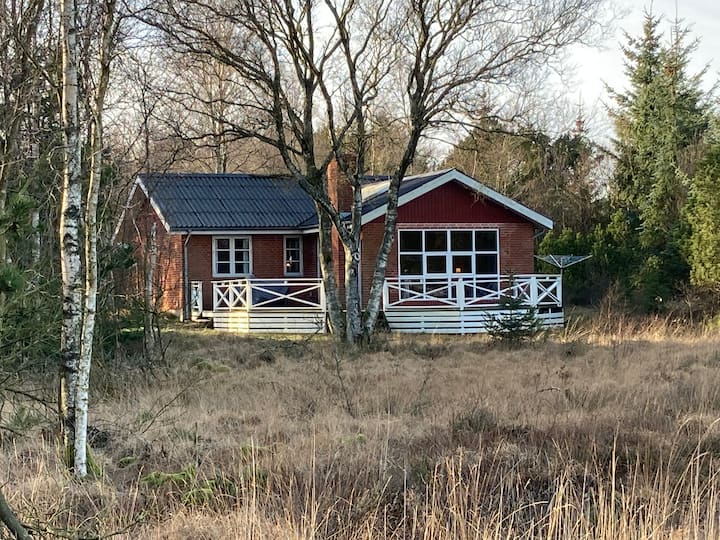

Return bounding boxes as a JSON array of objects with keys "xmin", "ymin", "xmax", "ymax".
[{"xmin": 3, "ymin": 315, "xmax": 720, "ymax": 538}]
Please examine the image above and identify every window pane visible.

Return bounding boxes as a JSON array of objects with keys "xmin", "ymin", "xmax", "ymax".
[
  {"xmin": 217, "ymin": 262, "xmax": 230, "ymax": 274},
  {"xmin": 425, "ymin": 231, "xmax": 447, "ymax": 251},
  {"xmin": 234, "ymin": 238, "xmax": 249, "ymax": 250},
  {"xmin": 286, "ymin": 237, "xmax": 300, "ymax": 249},
  {"xmin": 475, "ymin": 231, "xmax": 497, "ymax": 251},
  {"xmin": 286, "ymin": 260, "xmax": 301, "ymax": 274},
  {"xmin": 216, "ymin": 238, "xmax": 229, "ymax": 250},
  {"xmin": 399, "ymin": 231, "xmax": 422, "ymax": 251},
  {"xmin": 400, "ymin": 254, "xmax": 423, "ymax": 275},
  {"xmin": 235, "ymin": 261, "xmax": 249, "ymax": 274},
  {"xmin": 452, "ymin": 255, "xmax": 472, "ymax": 274},
  {"xmin": 426, "ymin": 255, "xmax": 446, "ymax": 274},
  {"xmin": 216, "ymin": 250, "xmax": 230, "ymax": 262},
  {"xmin": 451, "ymin": 231, "xmax": 472, "ymax": 251},
  {"xmin": 475, "ymin": 254, "xmax": 498, "ymax": 274}
]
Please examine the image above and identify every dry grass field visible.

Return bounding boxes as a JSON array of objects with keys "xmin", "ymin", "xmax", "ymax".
[{"xmin": 3, "ymin": 312, "xmax": 720, "ymax": 538}]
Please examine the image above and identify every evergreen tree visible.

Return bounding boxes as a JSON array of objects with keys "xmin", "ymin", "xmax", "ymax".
[
  {"xmin": 687, "ymin": 120, "xmax": 720, "ymax": 286},
  {"xmin": 607, "ymin": 13, "xmax": 710, "ymax": 309}
]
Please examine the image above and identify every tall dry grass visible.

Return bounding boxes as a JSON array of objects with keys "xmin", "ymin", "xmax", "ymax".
[{"xmin": 2, "ymin": 315, "xmax": 720, "ymax": 538}]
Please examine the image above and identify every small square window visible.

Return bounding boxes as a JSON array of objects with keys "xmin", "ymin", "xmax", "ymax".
[
  {"xmin": 400, "ymin": 231, "xmax": 422, "ymax": 251},
  {"xmin": 451, "ymin": 231, "xmax": 472, "ymax": 251},
  {"xmin": 476, "ymin": 254, "xmax": 497, "ymax": 275},
  {"xmin": 427, "ymin": 255, "xmax": 446, "ymax": 274},
  {"xmin": 425, "ymin": 231, "xmax": 447, "ymax": 251},
  {"xmin": 400, "ymin": 254, "xmax": 423, "ymax": 275},
  {"xmin": 475, "ymin": 231, "xmax": 497, "ymax": 251}
]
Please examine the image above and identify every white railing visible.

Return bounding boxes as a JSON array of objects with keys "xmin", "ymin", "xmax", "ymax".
[
  {"xmin": 212, "ymin": 278, "xmax": 326, "ymax": 312},
  {"xmin": 190, "ymin": 280, "xmax": 203, "ymax": 316},
  {"xmin": 382, "ymin": 274, "xmax": 562, "ymax": 309}
]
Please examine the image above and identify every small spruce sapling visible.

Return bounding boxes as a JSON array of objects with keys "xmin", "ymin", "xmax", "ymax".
[{"xmin": 485, "ymin": 294, "xmax": 541, "ymax": 346}]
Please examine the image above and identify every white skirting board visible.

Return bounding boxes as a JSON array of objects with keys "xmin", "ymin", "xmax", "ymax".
[
  {"xmin": 384, "ymin": 307, "xmax": 564, "ymax": 334},
  {"xmin": 212, "ymin": 309, "xmax": 327, "ymax": 334}
]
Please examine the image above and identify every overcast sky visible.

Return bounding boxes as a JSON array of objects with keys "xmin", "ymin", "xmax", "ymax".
[{"xmin": 564, "ymin": 0, "xmax": 719, "ymax": 138}]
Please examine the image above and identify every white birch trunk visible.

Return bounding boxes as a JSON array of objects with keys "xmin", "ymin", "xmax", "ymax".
[
  {"xmin": 74, "ymin": 0, "xmax": 116, "ymax": 478},
  {"xmin": 345, "ymin": 167, "xmax": 364, "ymax": 343},
  {"xmin": 30, "ymin": 210, "xmax": 40, "ymax": 265},
  {"xmin": 59, "ymin": 0, "xmax": 83, "ymax": 461},
  {"xmin": 317, "ymin": 208, "xmax": 345, "ymax": 337}
]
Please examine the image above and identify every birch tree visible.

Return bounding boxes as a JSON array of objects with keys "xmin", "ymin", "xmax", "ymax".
[
  {"xmin": 141, "ymin": 0, "xmax": 608, "ymax": 342},
  {"xmin": 59, "ymin": 0, "xmax": 121, "ymax": 477},
  {"xmin": 59, "ymin": 0, "xmax": 83, "ymax": 458}
]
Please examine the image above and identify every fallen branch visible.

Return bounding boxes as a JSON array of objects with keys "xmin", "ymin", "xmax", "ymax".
[{"xmin": 0, "ymin": 485, "xmax": 31, "ymax": 540}]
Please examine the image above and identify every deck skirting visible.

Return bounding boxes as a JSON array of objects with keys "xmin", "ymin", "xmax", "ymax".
[
  {"xmin": 212, "ymin": 309, "xmax": 327, "ymax": 334},
  {"xmin": 383, "ymin": 306, "xmax": 564, "ymax": 334}
]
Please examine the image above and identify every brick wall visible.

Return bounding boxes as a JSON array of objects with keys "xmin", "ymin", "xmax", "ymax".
[
  {"xmin": 187, "ymin": 233, "xmax": 318, "ymax": 311},
  {"xmin": 118, "ymin": 187, "xmax": 184, "ymax": 315},
  {"xmin": 360, "ymin": 180, "xmax": 538, "ymax": 300}
]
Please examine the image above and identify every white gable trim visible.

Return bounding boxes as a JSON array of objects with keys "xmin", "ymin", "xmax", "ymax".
[
  {"xmin": 136, "ymin": 177, "xmax": 173, "ymax": 233},
  {"xmin": 361, "ymin": 169, "xmax": 553, "ymax": 230}
]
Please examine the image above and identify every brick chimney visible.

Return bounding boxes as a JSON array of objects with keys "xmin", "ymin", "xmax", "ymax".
[{"xmin": 327, "ymin": 156, "xmax": 355, "ymax": 212}]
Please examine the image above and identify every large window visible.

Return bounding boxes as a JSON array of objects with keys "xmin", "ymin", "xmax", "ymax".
[
  {"xmin": 213, "ymin": 236, "xmax": 251, "ymax": 277},
  {"xmin": 398, "ymin": 229, "xmax": 499, "ymax": 277},
  {"xmin": 284, "ymin": 236, "xmax": 303, "ymax": 276}
]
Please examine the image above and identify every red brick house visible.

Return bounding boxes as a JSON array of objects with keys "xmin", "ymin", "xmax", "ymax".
[{"xmin": 119, "ymin": 165, "xmax": 562, "ymax": 333}]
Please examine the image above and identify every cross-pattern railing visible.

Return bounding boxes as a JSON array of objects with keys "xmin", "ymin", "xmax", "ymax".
[
  {"xmin": 212, "ymin": 278, "xmax": 326, "ymax": 311},
  {"xmin": 190, "ymin": 280, "xmax": 203, "ymax": 317},
  {"xmin": 382, "ymin": 274, "xmax": 561, "ymax": 309}
]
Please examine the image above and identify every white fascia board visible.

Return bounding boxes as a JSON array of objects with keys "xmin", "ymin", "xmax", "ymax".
[
  {"xmin": 361, "ymin": 169, "xmax": 553, "ymax": 230},
  {"xmin": 173, "ymin": 228, "xmax": 319, "ymax": 236},
  {"xmin": 136, "ymin": 177, "xmax": 173, "ymax": 233},
  {"xmin": 111, "ymin": 181, "xmax": 140, "ymax": 243}
]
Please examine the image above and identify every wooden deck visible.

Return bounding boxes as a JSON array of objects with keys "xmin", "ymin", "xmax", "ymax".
[
  {"xmin": 381, "ymin": 275, "xmax": 563, "ymax": 334},
  {"xmin": 205, "ymin": 278, "xmax": 327, "ymax": 334},
  {"xmin": 196, "ymin": 275, "xmax": 562, "ymax": 335}
]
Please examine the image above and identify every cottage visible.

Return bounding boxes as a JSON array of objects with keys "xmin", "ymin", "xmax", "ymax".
[{"xmin": 120, "ymin": 163, "xmax": 563, "ymax": 334}]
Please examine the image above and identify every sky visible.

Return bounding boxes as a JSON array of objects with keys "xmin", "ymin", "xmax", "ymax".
[{"xmin": 565, "ymin": 0, "xmax": 719, "ymax": 139}]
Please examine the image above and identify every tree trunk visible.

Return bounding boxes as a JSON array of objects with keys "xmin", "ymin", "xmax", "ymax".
[
  {"xmin": 0, "ymin": 487, "xmax": 31, "ymax": 540},
  {"xmin": 74, "ymin": 0, "xmax": 116, "ymax": 478},
  {"xmin": 344, "ymin": 244, "xmax": 362, "ymax": 343},
  {"xmin": 59, "ymin": 0, "xmax": 83, "ymax": 462},
  {"xmin": 75, "ymin": 114, "xmax": 100, "ymax": 478},
  {"xmin": 144, "ymin": 222, "xmax": 157, "ymax": 357},
  {"xmin": 317, "ymin": 207, "xmax": 344, "ymax": 337}
]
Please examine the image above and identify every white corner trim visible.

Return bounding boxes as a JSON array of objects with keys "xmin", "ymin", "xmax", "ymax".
[{"xmin": 361, "ymin": 169, "xmax": 553, "ymax": 230}]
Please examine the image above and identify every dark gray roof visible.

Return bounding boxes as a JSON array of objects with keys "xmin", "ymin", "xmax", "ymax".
[
  {"xmin": 137, "ymin": 167, "xmax": 552, "ymax": 233},
  {"xmin": 138, "ymin": 173, "xmax": 318, "ymax": 231},
  {"xmin": 362, "ymin": 170, "xmax": 450, "ymax": 213}
]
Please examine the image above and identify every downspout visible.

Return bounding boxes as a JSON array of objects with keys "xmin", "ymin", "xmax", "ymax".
[{"xmin": 183, "ymin": 231, "xmax": 192, "ymax": 321}]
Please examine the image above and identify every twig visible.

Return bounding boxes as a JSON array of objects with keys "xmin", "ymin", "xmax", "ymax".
[
  {"xmin": 536, "ymin": 386, "xmax": 561, "ymax": 393},
  {"xmin": 138, "ymin": 376, "xmax": 206, "ymax": 435},
  {"xmin": 333, "ymin": 353, "xmax": 356, "ymax": 418}
]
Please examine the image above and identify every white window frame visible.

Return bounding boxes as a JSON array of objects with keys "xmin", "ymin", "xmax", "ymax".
[
  {"xmin": 212, "ymin": 236, "xmax": 252, "ymax": 278},
  {"xmin": 397, "ymin": 229, "xmax": 499, "ymax": 278},
  {"xmin": 284, "ymin": 235, "xmax": 303, "ymax": 276}
]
